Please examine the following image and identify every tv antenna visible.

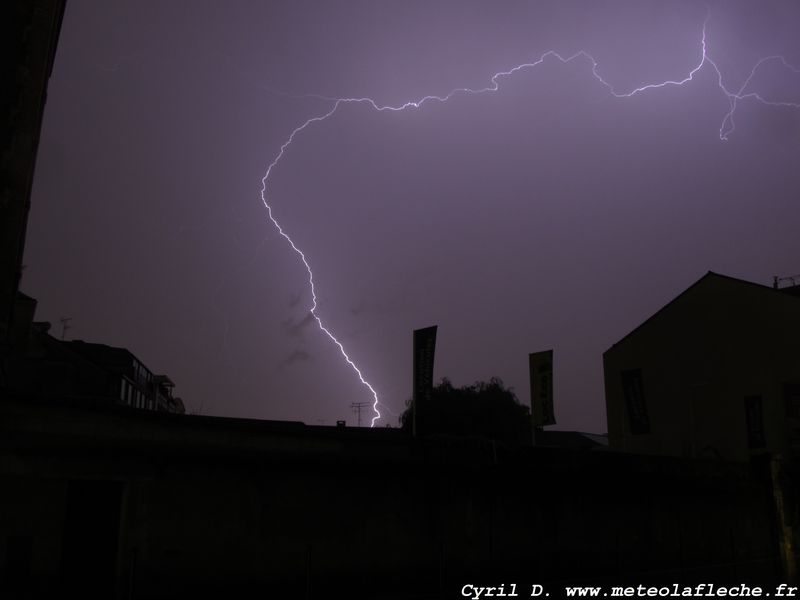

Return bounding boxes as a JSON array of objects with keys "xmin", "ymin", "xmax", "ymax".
[
  {"xmin": 350, "ymin": 402, "xmax": 371, "ymax": 427},
  {"xmin": 59, "ymin": 317, "xmax": 72, "ymax": 340}
]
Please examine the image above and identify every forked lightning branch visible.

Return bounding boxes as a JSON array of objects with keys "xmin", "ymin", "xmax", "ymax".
[{"xmin": 259, "ymin": 12, "xmax": 800, "ymax": 427}]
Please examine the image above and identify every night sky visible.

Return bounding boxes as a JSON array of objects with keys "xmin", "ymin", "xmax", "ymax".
[{"xmin": 25, "ymin": 1, "xmax": 800, "ymax": 431}]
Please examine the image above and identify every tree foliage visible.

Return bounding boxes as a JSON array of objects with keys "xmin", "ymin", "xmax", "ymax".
[{"xmin": 399, "ymin": 377, "xmax": 531, "ymax": 444}]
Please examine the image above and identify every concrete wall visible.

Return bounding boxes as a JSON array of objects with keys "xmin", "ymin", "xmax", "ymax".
[{"xmin": 0, "ymin": 396, "xmax": 785, "ymax": 599}]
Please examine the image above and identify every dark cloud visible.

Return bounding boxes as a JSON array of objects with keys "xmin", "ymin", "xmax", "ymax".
[
  {"xmin": 281, "ymin": 349, "xmax": 312, "ymax": 367},
  {"xmin": 281, "ymin": 312, "xmax": 315, "ymax": 338},
  {"xmin": 288, "ymin": 292, "xmax": 303, "ymax": 309}
]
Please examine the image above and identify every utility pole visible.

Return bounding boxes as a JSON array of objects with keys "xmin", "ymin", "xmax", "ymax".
[
  {"xmin": 59, "ymin": 316, "xmax": 72, "ymax": 340},
  {"xmin": 350, "ymin": 402, "xmax": 370, "ymax": 427}
]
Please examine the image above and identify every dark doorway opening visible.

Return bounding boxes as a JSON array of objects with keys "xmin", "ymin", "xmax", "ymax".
[{"xmin": 60, "ymin": 479, "xmax": 123, "ymax": 599}]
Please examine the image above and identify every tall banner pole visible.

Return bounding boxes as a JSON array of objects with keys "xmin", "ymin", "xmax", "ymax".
[
  {"xmin": 529, "ymin": 349, "xmax": 555, "ymax": 445},
  {"xmin": 412, "ymin": 326, "xmax": 437, "ymax": 437}
]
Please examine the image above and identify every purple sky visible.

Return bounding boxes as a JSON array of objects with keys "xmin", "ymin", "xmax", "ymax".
[{"xmin": 25, "ymin": 1, "xmax": 800, "ymax": 431}]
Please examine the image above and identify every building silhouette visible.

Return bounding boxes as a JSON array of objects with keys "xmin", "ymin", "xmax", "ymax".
[
  {"xmin": 0, "ymin": 0, "xmax": 66, "ymax": 349},
  {"xmin": 3, "ymin": 292, "xmax": 184, "ymax": 413},
  {"xmin": 67, "ymin": 340, "xmax": 184, "ymax": 413},
  {"xmin": 604, "ymin": 271, "xmax": 800, "ymax": 461}
]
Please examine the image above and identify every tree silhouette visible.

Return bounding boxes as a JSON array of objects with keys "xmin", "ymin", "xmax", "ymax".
[{"xmin": 400, "ymin": 377, "xmax": 531, "ymax": 444}]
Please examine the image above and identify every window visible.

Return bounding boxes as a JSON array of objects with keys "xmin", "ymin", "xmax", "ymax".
[
  {"xmin": 120, "ymin": 379, "xmax": 133, "ymax": 405},
  {"xmin": 784, "ymin": 383, "xmax": 800, "ymax": 418}
]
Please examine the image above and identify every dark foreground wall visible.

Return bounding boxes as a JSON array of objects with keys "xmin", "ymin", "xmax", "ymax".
[{"xmin": 0, "ymin": 396, "xmax": 785, "ymax": 599}]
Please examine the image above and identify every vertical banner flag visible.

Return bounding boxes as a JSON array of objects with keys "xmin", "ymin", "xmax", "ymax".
[
  {"xmin": 412, "ymin": 326, "xmax": 437, "ymax": 436},
  {"xmin": 529, "ymin": 350, "xmax": 555, "ymax": 427},
  {"xmin": 621, "ymin": 368, "xmax": 649, "ymax": 435}
]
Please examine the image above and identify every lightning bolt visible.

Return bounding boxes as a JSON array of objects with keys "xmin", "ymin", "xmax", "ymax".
[{"xmin": 260, "ymin": 12, "xmax": 800, "ymax": 427}]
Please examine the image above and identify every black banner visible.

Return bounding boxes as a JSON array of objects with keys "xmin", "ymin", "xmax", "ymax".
[
  {"xmin": 621, "ymin": 368, "xmax": 650, "ymax": 435},
  {"xmin": 412, "ymin": 326, "xmax": 437, "ymax": 435},
  {"xmin": 529, "ymin": 350, "xmax": 555, "ymax": 427}
]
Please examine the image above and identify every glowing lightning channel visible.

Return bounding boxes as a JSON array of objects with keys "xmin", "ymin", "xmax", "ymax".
[{"xmin": 260, "ymin": 13, "xmax": 800, "ymax": 427}]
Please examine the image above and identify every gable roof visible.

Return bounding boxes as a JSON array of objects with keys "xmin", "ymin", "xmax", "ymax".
[{"xmin": 604, "ymin": 271, "xmax": 800, "ymax": 354}]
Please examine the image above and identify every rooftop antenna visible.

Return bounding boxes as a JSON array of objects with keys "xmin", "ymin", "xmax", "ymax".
[
  {"xmin": 350, "ymin": 402, "xmax": 371, "ymax": 427},
  {"xmin": 59, "ymin": 317, "xmax": 72, "ymax": 340}
]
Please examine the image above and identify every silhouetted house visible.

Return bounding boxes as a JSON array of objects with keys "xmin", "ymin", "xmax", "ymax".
[
  {"xmin": 0, "ymin": 0, "xmax": 66, "ymax": 347},
  {"xmin": 2, "ymin": 291, "xmax": 185, "ymax": 413},
  {"xmin": 67, "ymin": 340, "xmax": 185, "ymax": 413},
  {"xmin": 604, "ymin": 272, "xmax": 800, "ymax": 461}
]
